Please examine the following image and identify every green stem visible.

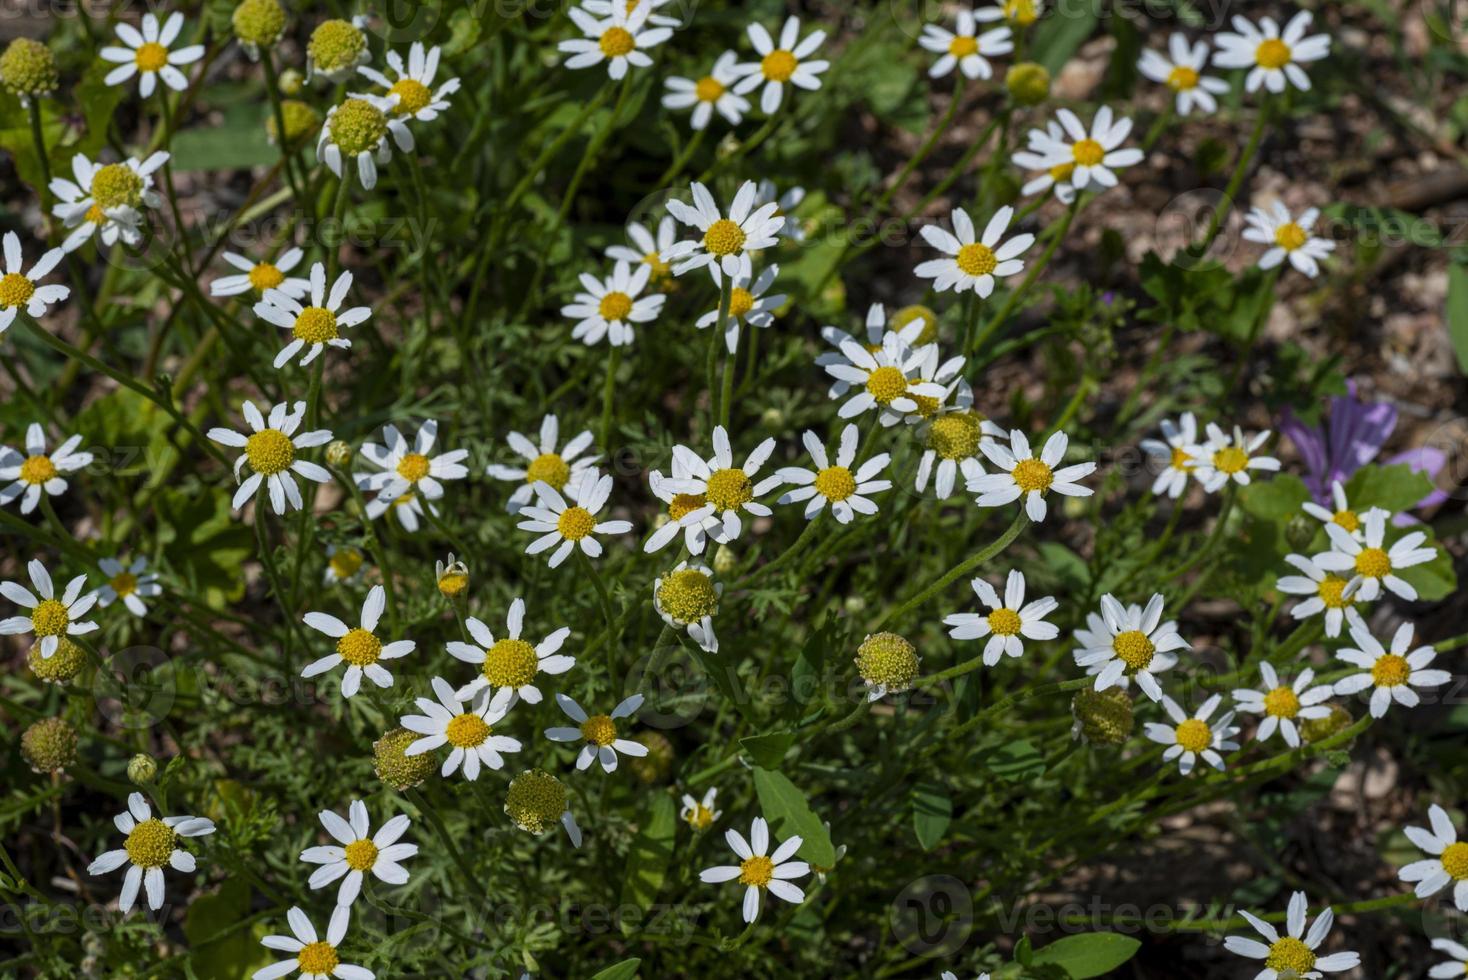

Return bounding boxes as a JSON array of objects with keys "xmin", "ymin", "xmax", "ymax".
[
  {"xmin": 868, "ymin": 511, "xmax": 1028, "ymax": 632},
  {"xmin": 971, "ymin": 198, "xmax": 1080, "ymax": 355},
  {"xmin": 600, "ymin": 345, "xmax": 622, "ymax": 452},
  {"xmin": 874, "ymin": 74, "xmax": 966, "ymax": 214},
  {"xmin": 1196, "ymin": 101, "xmax": 1270, "ymax": 255}
]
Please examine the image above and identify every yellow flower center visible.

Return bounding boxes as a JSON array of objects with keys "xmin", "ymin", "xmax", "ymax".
[
  {"xmin": 343, "ymin": 838, "xmax": 379, "ymax": 871},
  {"xmin": 987, "ymin": 607, "xmax": 1022, "ymax": 636},
  {"xmin": 949, "ymin": 35, "xmax": 978, "ymax": 57},
  {"xmin": 329, "ymin": 548, "xmax": 363, "ymax": 580},
  {"xmin": 686, "ymin": 803, "xmax": 714, "ymax": 830},
  {"xmin": 1371, "ymin": 653, "xmax": 1410, "ymax": 688},
  {"xmin": 1264, "ymin": 936, "xmax": 1315, "ymax": 975},
  {"xmin": 865, "ymin": 365, "xmax": 909, "ymax": 406},
  {"xmin": 31, "ymin": 598, "xmax": 70, "ymax": 637},
  {"xmin": 134, "ymin": 41, "xmax": 168, "ymax": 73},
  {"xmin": 244, "ymin": 428, "xmax": 295, "ymax": 476},
  {"xmin": 557, "ymin": 505, "xmax": 596, "ymax": 540},
  {"xmin": 703, "ymin": 218, "xmax": 746, "ymax": 257},
  {"xmin": 695, "ymin": 75, "xmax": 725, "ymax": 102},
  {"xmin": 1211, "ymin": 445, "xmax": 1249, "ymax": 475},
  {"xmin": 1317, "ymin": 574, "xmax": 1352, "ymax": 608},
  {"xmin": 110, "ymin": 571, "xmax": 138, "ymax": 597},
  {"xmin": 1275, "ymin": 222, "xmax": 1308, "ymax": 251},
  {"xmin": 928, "ymin": 413, "xmax": 983, "ymax": 461},
  {"xmin": 481, "ymin": 638, "xmax": 539, "ymax": 688},
  {"xmin": 580, "ymin": 714, "xmax": 617, "ymax": 747},
  {"xmin": 598, "ymin": 290, "xmax": 633, "ymax": 321},
  {"xmin": 1072, "ymin": 138, "xmax": 1104, "ymax": 166},
  {"xmin": 1263, "ymin": 686, "xmax": 1300, "ymax": 719},
  {"xmin": 19, "ymin": 454, "xmax": 57, "ymax": 485},
  {"xmin": 1169, "ymin": 446, "xmax": 1193, "ymax": 471},
  {"xmin": 308, "ymin": 19, "xmax": 366, "ymax": 72},
  {"xmin": 1331, "ymin": 509, "xmax": 1359, "ymax": 533},
  {"xmin": 438, "ymin": 567, "xmax": 469, "ymax": 597},
  {"xmin": 1003, "ymin": 0, "xmax": 1038, "ymax": 25},
  {"xmin": 526, "ymin": 453, "xmax": 570, "ymax": 489},
  {"xmin": 955, "ymin": 242, "xmax": 998, "ymax": 277},
  {"xmin": 297, "ymin": 942, "xmax": 340, "ymax": 976},
  {"xmin": 1166, "ymin": 65, "xmax": 1199, "ymax": 90},
  {"xmin": 0, "ymin": 272, "xmax": 36, "ymax": 308},
  {"xmin": 445, "ymin": 712, "xmax": 491, "ymax": 748},
  {"xmin": 1442, "ymin": 842, "xmax": 1468, "ymax": 880},
  {"xmin": 705, "ymin": 468, "xmax": 753, "ymax": 511},
  {"xmin": 599, "ymin": 26, "xmax": 635, "ymax": 57},
  {"xmin": 248, "ymin": 262, "xmax": 285, "ymax": 293},
  {"xmin": 1354, "ymin": 547, "xmax": 1391, "ymax": 579},
  {"xmin": 1048, "ymin": 161, "xmax": 1075, "ymax": 182},
  {"xmin": 1255, "ymin": 38, "xmax": 1292, "ymax": 69},
  {"xmin": 1174, "ymin": 718, "xmax": 1212, "ymax": 753},
  {"xmin": 814, "ymin": 466, "xmax": 856, "ymax": 502},
  {"xmin": 1113, "ymin": 630, "xmax": 1155, "ymax": 672},
  {"xmin": 396, "ymin": 452, "xmax": 431, "ymax": 482},
  {"xmin": 641, "ymin": 250, "xmax": 670, "ymax": 277},
  {"xmin": 855, "ymin": 631, "xmax": 919, "ymax": 691},
  {"xmin": 760, "ymin": 49, "xmax": 797, "ymax": 82},
  {"xmin": 84, "ymin": 203, "xmax": 107, "ymax": 224},
  {"xmin": 669, "ymin": 492, "xmax": 707, "ymax": 521},
  {"xmin": 727, "ymin": 287, "xmax": 755, "ymax": 318},
  {"xmin": 657, "ymin": 568, "xmax": 720, "ymax": 623},
  {"xmin": 90, "ymin": 163, "xmax": 144, "ymax": 211},
  {"xmin": 335, "ymin": 627, "xmax": 382, "ymax": 667},
  {"xmin": 123, "ymin": 818, "xmax": 176, "ymax": 868},
  {"xmin": 292, "ymin": 306, "xmax": 338, "ymax": 344},
  {"xmin": 505, "ymin": 769, "xmax": 568, "ymax": 834},
  {"xmin": 388, "ymin": 77, "xmax": 432, "ymax": 115},
  {"xmin": 328, "ymin": 98, "xmax": 388, "ymax": 156},
  {"xmin": 739, "ymin": 854, "xmax": 775, "ymax": 886},
  {"xmin": 1011, "ymin": 458, "xmax": 1054, "ymax": 493}
]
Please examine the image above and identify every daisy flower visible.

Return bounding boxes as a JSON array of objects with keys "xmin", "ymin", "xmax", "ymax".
[
  {"xmin": 365, "ymin": 491, "xmax": 437, "ymax": 532},
  {"xmin": 1074, "ymin": 594, "xmax": 1187, "ymax": 702},
  {"xmin": 86, "ymin": 792, "xmax": 215, "ymax": 915},
  {"xmin": 699, "ymin": 816, "xmax": 810, "ymax": 923},
  {"xmin": 516, "ymin": 471, "xmax": 633, "ymax": 568},
  {"xmin": 353, "ymin": 420, "xmax": 470, "ymax": 505},
  {"xmin": 1242, "ymin": 201, "xmax": 1335, "ymax": 278},
  {"xmin": 324, "ymin": 544, "xmax": 365, "ymax": 585},
  {"xmin": 1275, "ymin": 554, "xmax": 1365, "ymax": 638},
  {"xmin": 1313, "ymin": 507, "xmax": 1434, "ymax": 602},
  {"xmin": 1213, "ymin": 12, "xmax": 1331, "ymax": 94},
  {"xmin": 1188, "ymin": 423, "xmax": 1281, "ymax": 492},
  {"xmin": 317, "ymin": 94, "xmax": 411, "ymax": 191},
  {"xmin": 971, "ymin": 428, "xmax": 1095, "ymax": 523},
  {"xmin": 916, "ymin": 205, "xmax": 1034, "ymax": 297},
  {"xmin": 680, "ymin": 787, "xmax": 721, "ymax": 831},
  {"xmin": 505, "ymin": 768, "xmax": 583, "ymax": 847},
  {"xmin": 99, "ymin": 13, "xmax": 205, "ymax": 97},
  {"xmin": 903, "ymin": 345, "xmax": 974, "ymax": 425},
  {"xmin": 659, "ymin": 425, "xmax": 778, "ymax": 544},
  {"xmin": 1137, "ymin": 34, "xmax": 1229, "ymax": 115},
  {"xmin": 1231, "ymin": 663, "xmax": 1334, "ymax": 748},
  {"xmin": 1431, "ymin": 939, "xmax": 1468, "ymax": 979},
  {"xmin": 302, "ymin": 586, "xmax": 415, "ymax": 698},
  {"xmin": 207, "ymin": 400, "xmax": 332, "ymax": 515},
  {"xmin": 210, "ymin": 247, "xmax": 310, "ymax": 300},
  {"xmin": 485, "ymin": 414, "xmax": 598, "ymax": 514},
  {"xmin": 1071, "ymin": 601, "xmax": 1180, "ymax": 694},
  {"xmin": 49, "ymin": 150, "xmax": 167, "ymax": 253},
  {"xmin": 447, "ymin": 597, "xmax": 574, "ymax": 704},
  {"xmin": 400, "ymin": 679, "xmax": 520, "ymax": 780},
  {"xmin": 94, "ymin": 557, "xmax": 161, "ymax": 618},
  {"xmin": 1011, "ymin": 121, "xmax": 1079, "ymax": 204},
  {"xmin": 772, "ymin": 423, "xmax": 893, "ymax": 523},
  {"xmin": 644, "ymin": 457, "xmax": 724, "ymax": 555},
  {"xmin": 300, "ymin": 800, "xmax": 416, "ymax": 908},
  {"xmin": 1333, "ymin": 622, "xmax": 1450, "ymax": 718},
  {"xmin": 606, "ymin": 216, "xmax": 678, "ymax": 284},
  {"xmin": 1222, "ymin": 892, "xmax": 1360, "ymax": 978},
  {"xmin": 1020, "ymin": 107, "xmax": 1143, "ymax": 194},
  {"xmin": 654, "ymin": 561, "xmax": 722, "ymax": 652},
  {"xmin": 561, "ymin": 260, "xmax": 665, "ymax": 348},
  {"xmin": 916, "ymin": 410, "xmax": 1003, "ymax": 500},
  {"xmin": 814, "ymin": 303, "xmax": 928, "ymax": 400},
  {"xmin": 1399, "ymin": 804, "xmax": 1468, "ymax": 910},
  {"xmin": 1, "ymin": 559, "xmax": 98, "ymax": 659},
  {"xmin": 1300, "ymin": 480, "xmax": 1367, "ymax": 540},
  {"xmin": 823, "ymin": 330, "xmax": 946, "ymax": 426},
  {"xmin": 1139, "ymin": 412, "xmax": 1201, "ymax": 499},
  {"xmin": 695, "ymin": 263, "xmax": 785, "ymax": 353},
  {"xmin": 435, "ymin": 553, "xmax": 468, "ymax": 598},
  {"xmin": 1144, "ymin": 694, "xmax": 1239, "ymax": 775},
  {"xmin": 664, "ymin": 179, "xmax": 784, "ymax": 285},
  {"xmin": 255, "ymin": 262, "xmax": 372, "ymax": 370},
  {"xmin": 977, "ymin": 0, "xmax": 1044, "ymax": 27},
  {"xmin": 662, "ymin": 51, "xmax": 750, "ymax": 130},
  {"xmin": 943, "ymin": 569, "xmax": 1059, "ymax": 666},
  {"xmin": 0, "ymin": 423, "xmax": 95, "ymax": 514},
  {"xmin": 558, "ymin": 3, "xmax": 672, "ymax": 80},
  {"xmin": 752, "ymin": 181, "xmax": 806, "ymax": 243},
  {"xmin": 306, "ymin": 17, "xmax": 370, "ymax": 83},
  {"xmin": 357, "ymin": 41, "xmax": 460, "ymax": 124},
  {"xmin": 920, "ymin": 10, "xmax": 1013, "ymax": 80},
  {"xmin": 0, "ymin": 231, "xmax": 68, "ymax": 333},
  {"xmin": 253, "ymin": 906, "xmax": 372, "ymax": 980},
  {"xmin": 544, "ymin": 693, "xmax": 648, "ymax": 773},
  {"xmin": 732, "ymin": 16, "xmax": 829, "ymax": 114}
]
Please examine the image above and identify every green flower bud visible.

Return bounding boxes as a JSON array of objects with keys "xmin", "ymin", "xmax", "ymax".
[
  {"xmin": 1006, "ymin": 62, "xmax": 1050, "ymax": 106},
  {"xmin": 266, "ymin": 99, "xmax": 322, "ymax": 149},
  {"xmin": 505, "ymin": 769, "xmax": 568, "ymax": 835},
  {"xmin": 307, "ymin": 19, "xmax": 367, "ymax": 80},
  {"xmin": 373, "ymin": 727, "xmax": 435, "ymax": 791},
  {"xmin": 0, "ymin": 38, "xmax": 59, "ymax": 104},
  {"xmin": 127, "ymin": 753, "xmax": 158, "ymax": 784},
  {"xmin": 1299, "ymin": 703, "xmax": 1353, "ymax": 744},
  {"xmin": 627, "ymin": 732, "xmax": 673, "ymax": 785},
  {"xmin": 22, "ymin": 717, "xmax": 77, "ymax": 774},
  {"xmin": 232, "ymin": 0, "xmax": 287, "ymax": 54},
  {"xmin": 1285, "ymin": 514, "xmax": 1317, "ymax": 552},
  {"xmin": 325, "ymin": 439, "xmax": 353, "ymax": 467},
  {"xmin": 1071, "ymin": 687, "xmax": 1134, "ymax": 746},
  {"xmin": 278, "ymin": 67, "xmax": 305, "ymax": 96}
]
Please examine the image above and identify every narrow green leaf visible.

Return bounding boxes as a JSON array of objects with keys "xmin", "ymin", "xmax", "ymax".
[
  {"xmin": 1030, "ymin": 932, "xmax": 1142, "ymax": 978},
  {"xmin": 588, "ymin": 958, "xmax": 641, "ymax": 980},
  {"xmin": 752, "ymin": 767, "xmax": 836, "ymax": 866},
  {"xmin": 619, "ymin": 794, "xmax": 677, "ymax": 934},
  {"xmin": 911, "ymin": 781, "xmax": 952, "ymax": 851}
]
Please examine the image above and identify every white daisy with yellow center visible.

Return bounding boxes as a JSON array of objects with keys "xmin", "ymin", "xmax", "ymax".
[
  {"xmin": 561, "ymin": 259, "xmax": 666, "ymax": 348},
  {"xmin": 1018, "ymin": 107, "xmax": 1144, "ymax": 195},
  {"xmin": 815, "ymin": 304, "xmax": 932, "ymax": 401},
  {"xmin": 699, "ymin": 815, "xmax": 810, "ymax": 923},
  {"xmin": 1313, "ymin": 506, "xmax": 1434, "ymax": 602},
  {"xmin": 353, "ymin": 419, "xmax": 470, "ymax": 507},
  {"xmin": 644, "ymin": 454, "xmax": 725, "ymax": 555},
  {"xmin": 1223, "ymin": 892, "xmax": 1360, "ymax": 978},
  {"xmin": 971, "ymin": 428, "xmax": 1095, "ymax": 523},
  {"xmin": 86, "ymin": 792, "xmax": 215, "ymax": 915},
  {"xmin": 357, "ymin": 41, "xmax": 460, "ymax": 124},
  {"xmin": 1333, "ymin": 622, "xmax": 1450, "ymax": 719},
  {"xmin": 606, "ymin": 216, "xmax": 678, "ymax": 283},
  {"xmin": 253, "ymin": 906, "xmax": 371, "ymax": 980},
  {"xmin": 49, "ymin": 150, "xmax": 167, "ymax": 253},
  {"xmin": 447, "ymin": 597, "xmax": 575, "ymax": 704},
  {"xmin": 0, "ymin": 422, "xmax": 94, "ymax": 514},
  {"xmin": 1139, "ymin": 412, "xmax": 1202, "ymax": 499},
  {"xmin": 916, "ymin": 407, "xmax": 1002, "ymax": 500},
  {"xmin": 0, "ymin": 231, "xmax": 68, "ymax": 334},
  {"xmin": 916, "ymin": 205, "xmax": 1034, "ymax": 297},
  {"xmin": 0, "ymin": 559, "xmax": 99, "ymax": 659},
  {"xmin": 210, "ymin": 247, "xmax": 310, "ymax": 300},
  {"xmin": 1074, "ymin": 593, "xmax": 1187, "ymax": 702},
  {"xmin": 772, "ymin": 423, "xmax": 893, "ymax": 524},
  {"xmin": 1011, "ymin": 121, "xmax": 1079, "ymax": 204},
  {"xmin": 663, "ymin": 51, "xmax": 750, "ymax": 130},
  {"xmin": 659, "ymin": 425, "xmax": 778, "ymax": 544},
  {"xmin": 300, "ymin": 800, "xmax": 417, "ymax": 909},
  {"xmin": 1137, "ymin": 34, "xmax": 1230, "ymax": 115},
  {"xmin": 518, "ymin": 470, "xmax": 633, "ymax": 568},
  {"xmin": 1299, "ymin": 479, "xmax": 1367, "ymax": 541},
  {"xmin": 302, "ymin": 585, "xmax": 415, "ymax": 698},
  {"xmin": 752, "ymin": 180, "xmax": 807, "ymax": 244},
  {"xmin": 732, "ymin": 16, "xmax": 830, "ymax": 115},
  {"xmin": 1430, "ymin": 938, "xmax": 1468, "ymax": 978},
  {"xmin": 558, "ymin": 2, "xmax": 672, "ymax": 80},
  {"xmin": 95, "ymin": 556, "xmax": 160, "ymax": 618},
  {"xmin": 1213, "ymin": 12, "xmax": 1331, "ymax": 95},
  {"xmin": 1231, "ymin": 662, "xmax": 1334, "ymax": 748},
  {"xmin": 1242, "ymin": 200, "xmax": 1335, "ymax": 279},
  {"xmin": 545, "ymin": 693, "xmax": 649, "ymax": 773},
  {"xmin": 485, "ymin": 413, "xmax": 598, "ymax": 514},
  {"xmin": 323, "ymin": 544, "xmax": 366, "ymax": 585},
  {"xmin": 976, "ymin": 0, "xmax": 1045, "ymax": 28},
  {"xmin": 1144, "ymin": 694, "xmax": 1239, "ymax": 775},
  {"xmin": 365, "ymin": 489, "xmax": 437, "ymax": 532},
  {"xmin": 1276, "ymin": 553, "xmax": 1365, "ymax": 638},
  {"xmin": 663, "ymin": 179, "xmax": 785, "ymax": 285},
  {"xmin": 680, "ymin": 787, "xmax": 721, "ymax": 832},
  {"xmin": 435, "ymin": 553, "xmax": 469, "ymax": 598},
  {"xmin": 695, "ymin": 263, "xmax": 786, "ymax": 353},
  {"xmin": 824, "ymin": 330, "xmax": 947, "ymax": 427},
  {"xmin": 99, "ymin": 12, "xmax": 205, "ymax": 97},
  {"xmin": 943, "ymin": 569, "xmax": 1059, "ymax": 667},
  {"xmin": 400, "ymin": 678, "xmax": 521, "ymax": 780},
  {"xmin": 919, "ymin": 10, "xmax": 1013, "ymax": 80},
  {"xmin": 318, "ymin": 92, "xmax": 412, "ymax": 191},
  {"xmin": 1187, "ymin": 423, "xmax": 1281, "ymax": 493},
  {"xmin": 654, "ymin": 561, "xmax": 722, "ymax": 652},
  {"xmin": 1401, "ymin": 804, "xmax": 1468, "ymax": 911},
  {"xmin": 207, "ymin": 400, "xmax": 333, "ymax": 515},
  {"xmin": 255, "ymin": 261, "xmax": 373, "ymax": 370}
]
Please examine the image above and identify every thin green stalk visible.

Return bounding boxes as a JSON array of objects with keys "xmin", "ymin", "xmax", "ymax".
[
  {"xmin": 1196, "ymin": 101, "xmax": 1270, "ymax": 255},
  {"xmin": 868, "ymin": 511, "xmax": 1028, "ymax": 632},
  {"xmin": 600, "ymin": 345, "xmax": 622, "ymax": 451},
  {"xmin": 970, "ymin": 197, "xmax": 1080, "ymax": 355}
]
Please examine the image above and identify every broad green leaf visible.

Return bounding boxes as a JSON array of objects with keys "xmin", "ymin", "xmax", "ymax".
[
  {"xmin": 986, "ymin": 739, "xmax": 1045, "ymax": 782},
  {"xmin": 1030, "ymin": 932, "xmax": 1143, "ymax": 978},
  {"xmin": 154, "ymin": 487, "xmax": 253, "ymax": 608},
  {"xmin": 619, "ymin": 794, "xmax": 676, "ymax": 934},
  {"xmin": 911, "ymin": 781, "xmax": 952, "ymax": 851},
  {"xmin": 183, "ymin": 879, "xmax": 273, "ymax": 979},
  {"xmin": 1344, "ymin": 463, "xmax": 1435, "ymax": 514},
  {"xmin": 752, "ymin": 767, "xmax": 836, "ymax": 866},
  {"xmin": 588, "ymin": 959, "xmax": 641, "ymax": 980},
  {"xmin": 1032, "ymin": 6, "xmax": 1100, "ymax": 75},
  {"xmin": 740, "ymin": 730, "xmax": 796, "ymax": 769},
  {"xmin": 1449, "ymin": 263, "xmax": 1468, "ymax": 375},
  {"xmin": 1239, "ymin": 474, "xmax": 1311, "ymax": 523},
  {"xmin": 1395, "ymin": 547, "xmax": 1457, "ymax": 602}
]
